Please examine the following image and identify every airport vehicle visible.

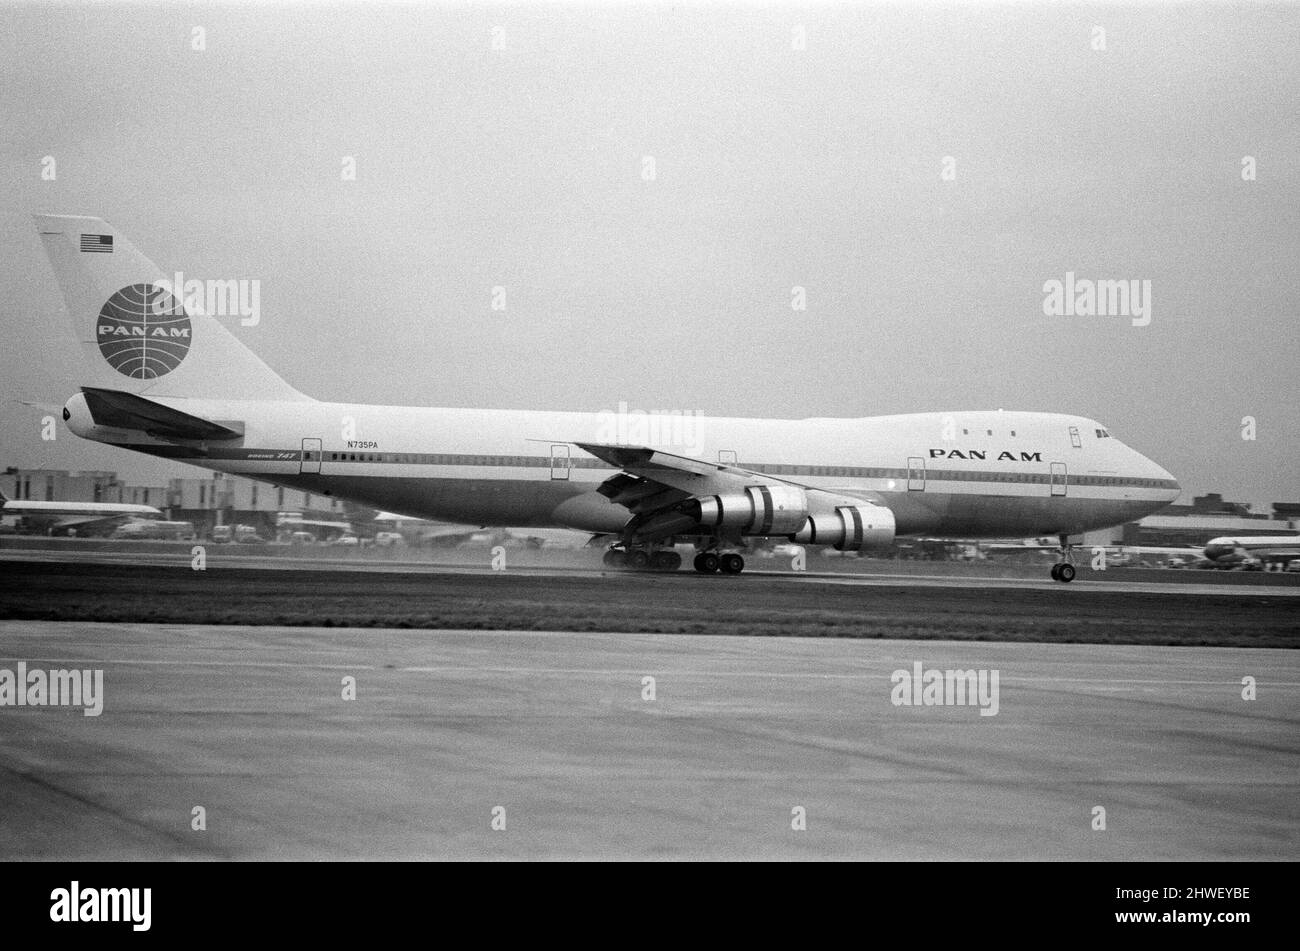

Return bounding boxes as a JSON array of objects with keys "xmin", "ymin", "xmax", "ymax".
[
  {"xmin": 113, "ymin": 519, "xmax": 196, "ymax": 541},
  {"xmin": 210, "ymin": 524, "xmax": 233, "ymax": 543},
  {"xmin": 36, "ymin": 215, "xmax": 1182, "ymax": 580},
  {"xmin": 373, "ymin": 531, "xmax": 404, "ymax": 548},
  {"xmin": 233, "ymin": 524, "xmax": 264, "ymax": 543},
  {"xmin": 0, "ymin": 488, "xmax": 161, "ymax": 536}
]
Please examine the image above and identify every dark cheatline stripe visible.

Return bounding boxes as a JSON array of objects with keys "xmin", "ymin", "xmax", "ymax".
[{"xmin": 111, "ymin": 445, "xmax": 1178, "ymax": 490}]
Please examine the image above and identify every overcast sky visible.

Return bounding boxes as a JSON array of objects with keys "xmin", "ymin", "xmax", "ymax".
[{"xmin": 1, "ymin": 0, "xmax": 1296, "ymax": 503}]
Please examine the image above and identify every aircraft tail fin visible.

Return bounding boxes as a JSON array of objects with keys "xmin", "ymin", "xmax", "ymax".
[{"xmin": 34, "ymin": 215, "xmax": 308, "ymax": 402}]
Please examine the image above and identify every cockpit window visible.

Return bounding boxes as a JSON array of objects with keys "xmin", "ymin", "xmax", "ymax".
[{"xmin": 1095, "ymin": 429, "xmax": 1111, "ymax": 438}]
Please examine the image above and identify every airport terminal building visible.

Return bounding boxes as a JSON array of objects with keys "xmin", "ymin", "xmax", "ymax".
[{"xmin": 2, "ymin": 466, "xmax": 354, "ymax": 538}]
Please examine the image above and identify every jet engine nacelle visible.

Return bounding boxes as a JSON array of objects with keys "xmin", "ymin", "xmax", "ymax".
[
  {"xmin": 685, "ymin": 485, "xmax": 896, "ymax": 550},
  {"xmin": 689, "ymin": 484, "xmax": 810, "ymax": 536},
  {"xmin": 790, "ymin": 501, "xmax": 896, "ymax": 551}
]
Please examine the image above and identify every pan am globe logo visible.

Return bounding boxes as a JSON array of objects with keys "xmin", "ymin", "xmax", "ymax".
[{"xmin": 96, "ymin": 284, "xmax": 192, "ymax": 379}]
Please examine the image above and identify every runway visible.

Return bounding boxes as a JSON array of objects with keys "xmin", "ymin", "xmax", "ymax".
[
  {"xmin": 2, "ymin": 559, "xmax": 1297, "ymax": 646},
  {"xmin": 0, "ymin": 622, "xmax": 1295, "ymax": 860},
  {"xmin": 2, "ymin": 546, "xmax": 1298, "ymax": 597}
]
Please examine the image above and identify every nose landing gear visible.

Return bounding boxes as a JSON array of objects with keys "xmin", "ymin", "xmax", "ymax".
[
  {"xmin": 1050, "ymin": 563, "xmax": 1076, "ymax": 583},
  {"xmin": 1051, "ymin": 534, "xmax": 1077, "ymax": 583}
]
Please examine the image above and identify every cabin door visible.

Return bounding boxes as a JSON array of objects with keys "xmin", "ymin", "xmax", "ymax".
[
  {"xmin": 907, "ymin": 456, "xmax": 925, "ymax": 491},
  {"xmin": 550, "ymin": 444, "xmax": 571, "ymax": 480},
  {"xmin": 1049, "ymin": 462, "xmax": 1068, "ymax": 497},
  {"xmin": 301, "ymin": 438, "xmax": 323, "ymax": 474}
]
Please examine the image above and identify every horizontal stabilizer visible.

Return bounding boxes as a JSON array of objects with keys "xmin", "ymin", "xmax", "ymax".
[{"xmin": 81, "ymin": 387, "xmax": 244, "ymax": 441}]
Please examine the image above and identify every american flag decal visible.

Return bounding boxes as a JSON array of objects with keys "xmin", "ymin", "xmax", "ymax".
[{"xmin": 80, "ymin": 234, "xmax": 113, "ymax": 253}]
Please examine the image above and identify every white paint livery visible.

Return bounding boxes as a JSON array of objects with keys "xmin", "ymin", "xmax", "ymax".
[{"xmin": 36, "ymin": 215, "xmax": 1182, "ymax": 579}]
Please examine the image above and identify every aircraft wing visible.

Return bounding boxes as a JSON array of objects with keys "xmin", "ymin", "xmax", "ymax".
[
  {"xmin": 574, "ymin": 441, "xmax": 803, "ymax": 495},
  {"xmin": 1, "ymin": 500, "xmax": 161, "ymax": 518},
  {"xmin": 571, "ymin": 442, "xmax": 783, "ymax": 539},
  {"xmin": 570, "ymin": 441, "xmax": 890, "ymax": 542},
  {"xmin": 46, "ymin": 513, "xmax": 145, "ymax": 531},
  {"xmin": 81, "ymin": 387, "xmax": 244, "ymax": 441}
]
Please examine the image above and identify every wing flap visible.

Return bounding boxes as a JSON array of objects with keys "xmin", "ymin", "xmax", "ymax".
[{"xmin": 573, "ymin": 441, "xmax": 789, "ymax": 497}]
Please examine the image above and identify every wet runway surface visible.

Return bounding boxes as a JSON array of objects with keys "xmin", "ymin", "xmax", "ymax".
[
  {"xmin": 3, "ymin": 546, "xmax": 1298, "ymax": 597},
  {"xmin": 1, "ymin": 622, "xmax": 1296, "ymax": 860},
  {"xmin": 2, "ymin": 558, "xmax": 1297, "ymax": 646}
]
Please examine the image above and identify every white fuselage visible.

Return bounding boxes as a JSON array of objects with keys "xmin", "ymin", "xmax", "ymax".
[
  {"xmin": 64, "ymin": 396, "xmax": 1180, "ymax": 539},
  {"xmin": 1203, "ymin": 535, "xmax": 1300, "ymax": 565}
]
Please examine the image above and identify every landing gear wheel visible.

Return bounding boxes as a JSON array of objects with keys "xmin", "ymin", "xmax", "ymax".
[
  {"xmin": 603, "ymin": 549, "xmax": 626, "ymax": 568},
  {"xmin": 719, "ymin": 553, "xmax": 745, "ymax": 575},
  {"xmin": 695, "ymin": 552, "xmax": 720, "ymax": 573},
  {"xmin": 652, "ymin": 550, "xmax": 682, "ymax": 571},
  {"xmin": 628, "ymin": 549, "xmax": 651, "ymax": 570},
  {"xmin": 1051, "ymin": 534, "xmax": 1076, "ymax": 583}
]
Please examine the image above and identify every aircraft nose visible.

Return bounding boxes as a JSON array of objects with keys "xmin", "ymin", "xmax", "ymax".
[{"xmin": 1149, "ymin": 458, "xmax": 1180, "ymax": 502}]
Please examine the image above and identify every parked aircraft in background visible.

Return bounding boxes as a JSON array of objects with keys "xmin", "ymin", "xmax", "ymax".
[
  {"xmin": 0, "ymin": 488, "xmax": 161, "ymax": 536},
  {"xmin": 1202, "ymin": 535, "xmax": 1300, "ymax": 569}
]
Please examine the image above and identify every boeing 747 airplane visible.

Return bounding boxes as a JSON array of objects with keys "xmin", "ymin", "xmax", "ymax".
[{"xmin": 33, "ymin": 215, "xmax": 1181, "ymax": 580}]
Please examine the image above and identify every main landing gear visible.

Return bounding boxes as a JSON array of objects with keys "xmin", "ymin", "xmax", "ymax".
[
  {"xmin": 693, "ymin": 551, "xmax": 745, "ymax": 575},
  {"xmin": 1050, "ymin": 534, "xmax": 1076, "ymax": 583},
  {"xmin": 603, "ymin": 547, "xmax": 682, "ymax": 572},
  {"xmin": 602, "ymin": 543, "xmax": 747, "ymax": 575}
]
